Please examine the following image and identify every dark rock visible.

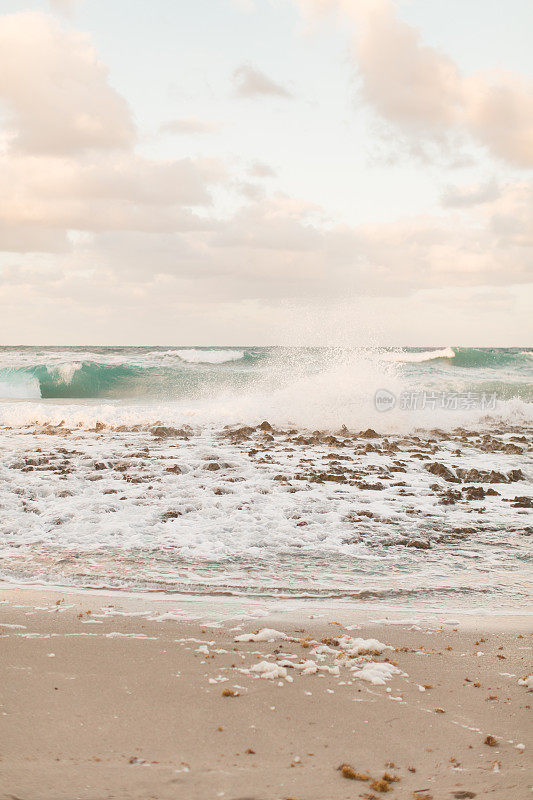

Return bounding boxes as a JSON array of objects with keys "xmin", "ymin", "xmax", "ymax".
[
  {"xmin": 258, "ymin": 420, "xmax": 273, "ymax": 431},
  {"xmin": 406, "ymin": 539, "xmax": 431, "ymax": 549},
  {"xmin": 165, "ymin": 465, "xmax": 182, "ymax": 474},
  {"xmin": 511, "ymin": 496, "xmax": 533, "ymax": 508},
  {"xmin": 440, "ymin": 489, "xmax": 461, "ymax": 504},
  {"xmin": 464, "ymin": 486, "xmax": 485, "ymax": 500},
  {"xmin": 150, "ymin": 426, "xmax": 189, "ymax": 439},
  {"xmin": 503, "ymin": 443, "xmax": 523, "ymax": 454},
  {"xmin": 360, "ymin": 428, "xmax": 380, "ymax": 439},
  {"xmin": 424, "ymin": 462, "xmax": 459, "ymax": 482},
  {"xmin": 225, "ymin": 426, "xmax": 255, "ymax": 439},
  {"xmin": 508, "ymin": 469, "xmax": 525, "ymax": 482},
  {"xmin": 456, "ymin": 468, "xmax": 517, "ymax": 484}
]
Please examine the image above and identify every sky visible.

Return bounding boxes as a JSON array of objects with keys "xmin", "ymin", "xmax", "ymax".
[{"xmin": 0, "ymin": 0, "xmax": 532, "ymax": 346}]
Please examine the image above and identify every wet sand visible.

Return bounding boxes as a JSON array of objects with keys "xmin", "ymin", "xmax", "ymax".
[{"xmin": 0, "ymin": 586, "xmax": 531, "ymax": 800}]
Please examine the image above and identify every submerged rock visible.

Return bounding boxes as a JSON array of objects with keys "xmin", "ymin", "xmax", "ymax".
[
  {"xmin": 406, "ymin": 539, "xmax": 431, "ymax": 549},
  {"xmin": 150, "ymin": 426, "xmax": 189, "ymax": 439}
]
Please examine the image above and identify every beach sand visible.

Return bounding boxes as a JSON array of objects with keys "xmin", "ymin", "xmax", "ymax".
[{"xmin": 0, "ymin": 586, "xmax": 531, "ymax": 800}]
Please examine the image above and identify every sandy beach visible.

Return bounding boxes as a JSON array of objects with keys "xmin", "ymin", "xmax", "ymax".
[{"xmin": 0, "ymin": 585, "xmax": 531, "ymax": 800}]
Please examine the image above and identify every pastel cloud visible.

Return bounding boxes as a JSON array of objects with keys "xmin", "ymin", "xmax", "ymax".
[
  {"xmin": 441, "ymin": 180, "xmax": 501, "ymax": 208},
  {"xmin": 233, "ymin": 64, "xmax": 293, "ymax": 98},
  {"xmin": 160, "ymin": 117, "xmax": 222, "ymax": 135},
  {"xmin": 296, "ymin": 0, "xmax": 533, "ymax": 167},
  {"xmin": 0, "ymin": 12, "xmax": 134, "ymax": 154},
  {"xmin": 0, "ymin": 6, "xmax": 531, "ymax": 346},
  {"xmin": 47, "ymin": 0, "xmax": 79, "ymax": 15},
  {"xmin": 0, "ymin": 12, "xmax": 225, "ymax": 254}
]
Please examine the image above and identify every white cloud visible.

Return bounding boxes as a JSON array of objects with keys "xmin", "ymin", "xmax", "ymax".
[
  {"xmin": 295, "ymin": 0, "xmax": 533, "ymax": 167},
  {"xmin": 441, "ymin": 180, "xmax": 501, "ymax": 208},
  {"xmin": 248, "ymin": 160, "xmax": 277, "ymax": 178},
  {"xmin": 0, "ymin": 5, "xmax": 530, "ymax": 345},
  {"xmin": 233, "ymin": 64, "xmax": 293, "ymax": 98},
  {"xmin": 0, "ymin": 12, "xmax": 134, "ymax": 154},
  {"xmin": 47, "ymin": 0, "xmax": 79, "ymax": 15},
  {"xmin": 160, "ymin": 117, "xmax": 222, "ymax": 135}
]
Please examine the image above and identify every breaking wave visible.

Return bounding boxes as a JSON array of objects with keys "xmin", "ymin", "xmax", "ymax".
[
  {"xmin": 0, "ymin": 346, "xmax": 530, "ymax": 432},
  {"xmin": 384, "ymin": 346, "xmax": 456, "ymax": 363},
  {"xmin": 174, "ymin": 349, "xmax": 245, "ymax": 364}
]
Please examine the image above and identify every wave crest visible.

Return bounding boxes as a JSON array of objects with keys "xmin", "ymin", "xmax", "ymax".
[
  {"xmin": 384, "ymin": 347, "xmax": 456, "ymax": 363},
  {"xmin": 175, "ymin": 349, "xmax": 245, "ymax": 364}
]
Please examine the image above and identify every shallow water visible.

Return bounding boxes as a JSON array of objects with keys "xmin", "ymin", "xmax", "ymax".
[
  {"xmin": 1, "ymin": 345, "xmax": 531, "ymax": 608},
  {"xmin": 1, "ymin": 415, "xmax": 531, "ymax": 609}
]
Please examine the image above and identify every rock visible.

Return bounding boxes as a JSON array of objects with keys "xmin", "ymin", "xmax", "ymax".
[
  {"xmin": 203, "ymin": 462, "xmax": 221, "ymax": 471},
  {"xmin": 464, "ymin": 486, "xmax": 485, "ymax": 500},
  {"xmin": 487, "ymin": 470, "xmax": 508, "ymax": 483},
  {"xmin": 228, "ymin": 425, "xmax": 255, "ymax": 439},
  {"xmin": 310, "ymin": 472, "xmax": 346, "ymax": 483},
  {"xmin": 165, "ymin": 465, "xmax": 182, "ymax": 474},
  {"xmin": 456, "ymin": 468, "xmax": 518, "ymax": 484},
  {"xmin": 150, "ymin": 426, "xmax": 188, "ymax": 439},
  {"xmin": 424, "ymin": 462, "xmax": 459, "ymax": 482},
  {"xmin": 360, "ymin": 428, "xmax": 380, "ymax": 438},
  {"xmin": 511, "ymin": 496, "xmax": 533, "ymax": 508},
  {"xmin": 503, "ymin": 443, "xmax": 523, "ymax": 454},
  {"xmin": 258, "ymin": 420, "xmax": 273, "ymax": 431},
  {"xmin": 161, "ymin": 510, "xmax": 182, "ymax": 521},
  {"xmin": 406, "ymin": 539, "xmax": 431, "ymax": 549},
  {"xmin": 439, "ymin": 489, "xmax": 461, "ymax": 504},
  {"xmin": 508, "ymin": 469, "xmax": 525, "ymax": 482}
]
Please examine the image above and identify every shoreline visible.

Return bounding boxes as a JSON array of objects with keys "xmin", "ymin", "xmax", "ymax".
[{"xmin": 1, "ymin": 585, "xmax": 531, "ymax": 799}]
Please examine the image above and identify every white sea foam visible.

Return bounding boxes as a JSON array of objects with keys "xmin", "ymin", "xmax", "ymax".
[
  {"xmin": 383, "ymin": 347, "xmax": 456, "ymax": 363},
  {"xmin": 175, "ymin": 349, "xmax": 245, "ymax": 364},
  {"xmin": 50, "ymin": 362, "xmax": 83, "ymax": 384},
  {"xmin": 0, "ymin": 374, "xmax": 41, "ymax": 399}
]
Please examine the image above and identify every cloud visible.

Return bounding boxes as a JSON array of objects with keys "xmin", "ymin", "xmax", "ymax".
[
  {"xmin": 0, "ymin": 12, "xmax": 134, "ymax": 154},
  {"xmin": 233, "ymin": 64, "xmax": 292, "ymax": 98},
  {"xmin": 248, "ymin": 160, "xmax": 277, "ymax": 178},
  {"xmin": 295, "ymin": 0, "xmax": 533, "ymax": 167},
  {"xmin": 441, "ymin": 180, "xmax": 501, "ymax": 208},
  {"xmin": 2, "ymin": 181, "xmax": 531, "ymax": 344},
  {"xmin": 0, "ymin": 6, "xmax": 530, "ymax": 346},
  {"xmin": 48, "ymin": 0, "xmax": 79, "ymax": 15},
  {"xmin": 0, "ymin": 152, "xmax": 225, "ymax": 243},
  {"xmin": 160, "ymin": 117, "xmax": 221, "ymax": 135},
  {"xmin": 0, "ymin": 13, "xmax": 225, "ymax": 253}
]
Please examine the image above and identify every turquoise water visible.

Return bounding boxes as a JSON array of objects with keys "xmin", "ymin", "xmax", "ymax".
[{"xmin": 0, "ymin": 346, "xmax": 531, "ymax": 402}]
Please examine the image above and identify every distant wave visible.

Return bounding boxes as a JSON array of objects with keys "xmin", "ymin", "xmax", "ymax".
[
  {"xmin": 0, "ymin": 347, "xmax": 531, "ymax": 423},
  {"xmin": 175, "ymin": 349, "xmax": 245, "ymax": 364},
  {"xmin": 385, "ymin": 347, "xmax": 456, "ymax": 363}
]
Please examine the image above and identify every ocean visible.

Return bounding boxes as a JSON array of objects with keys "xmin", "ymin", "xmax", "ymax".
[{"xmin": 0, "ymin": 345, "xmax": 531, "ymax": 610}]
